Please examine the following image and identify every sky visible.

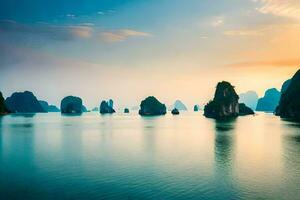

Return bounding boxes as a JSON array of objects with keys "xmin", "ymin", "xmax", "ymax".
[{"xmin": 1, "ymin": 0, "xmax": 300, "ymax": 109}]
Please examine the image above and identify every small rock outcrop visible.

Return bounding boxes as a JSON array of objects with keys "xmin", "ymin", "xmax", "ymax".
[
  {"xmin": 100, "ymin": 100, "xmax": 115, "ymax": 114},
  {"xmin": 5, "ymin": 91, "xmax": 46, "ymax": 113},
  {"xmin": 0, "ymin": 92, "xmax": 9, "ymax": 115},
  {"xmin": 194, "ymin": 105, "xmax": 199, "ymax": 112},
  {"xmin": 139, "ymin": 96, "xmax": 166, "ymax": 116},
  {"xmin": 60, "ymin": 96, "xmax": 83, "ymax": 114},
  {"xmin": 171, "ymin": 108, "xmax": 180, "ymax": 115},
  {"xmin": 239, "ymin": 103, "xmax": 255, "ymax": 116},
  {"xmin": 124, "ymin": 108, "xmax": 130, "ymax": 113},
  {"xmin": 204, "ymin": 81, "xmax": 239, "ymax": 119},
  {"xmin": 275, "ymin": 70, "xmax": 300, "ymax": 119},
  {"xmin": 256, "ymin": 88, "xmax": 280, "ymax": 112},
  {"xmin": 239, "ymin": 91, "xmax": 258, "ymax": 111},
  {"xmin": 39, "ymin": 100, "xmax": 60, "ymax": 112}
]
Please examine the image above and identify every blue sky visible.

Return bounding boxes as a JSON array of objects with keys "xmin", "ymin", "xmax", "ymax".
[{"xmin": 1, "ymin": 0, "xmax": 300, "ymax": 109}]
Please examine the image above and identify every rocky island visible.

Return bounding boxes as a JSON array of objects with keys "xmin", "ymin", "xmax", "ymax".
[
  {"xmin": 39, "ymin": 100, "xmax": 60, "ymax": 112},
  {"xmin": 0, "ymin": 92, "xmax": 9, "ymax": 115},
  {"xmin": 281, "ymin": 79, "xmax": 291, "ymax": 94},
  {"xmin": 5, "ymin": 91, "xmax": 46, "ymax": 113},
  {"xmin": 204, "ymin": 81, "xmax": 254, "ymax": 119},
  {"xmin": 139, "ymin": 96, "xmax": 166, "ymax": 116},
  {"xmin": 171, "ymin": 108, "xmax": 180, "ymax": 115},
  {"xmin": 171, "ymin": 100, "xmax": 187, "ymax": 111},
  {"xmin": 60, "ymin": 96, "xmax": 83, "ymax": 114},
  {"xmin": 81, "ymin": 105, "xmax": 88, "ymax": 112},
  {"xmin": 239, "ymin": 103, "xmax": 255, "ymax": 116},
  {"xmin": 100, "ymin": 100, "xmax": 115, "ymax": 114},
  {"xmin": 124, "ymin": 108, "xmax": 130, "ymax": 113},
  {"xmin": 275, "ymin": 70, "xmax": 300, "ymax": 119},
  {"xmin": 194, "ymin": 105, "xmax": 199, "ymax": 112},
  {"xmin": 256, "ymin": 88, "xmax": 280, "ymax": 112}
]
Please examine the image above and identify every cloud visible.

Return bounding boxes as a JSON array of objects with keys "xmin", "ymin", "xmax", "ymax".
[
  {"xmin": 100, "ymin": 29, "xmax": 151, "ymax": 42},
  {"xmin": 66, "ymin": 14, "xmax": 76, "ymax": 18},
  {"xmin": 254, "ymin": 0, "xmax": 300, "ymax": 20},
  {"xmin": 0, "ymin": 20, "xmax": 93, "ymax": 40},
  {"xmin": 70, "ymin": 26, "xmax": 93, "ymax": 38},
  {"xmin": 223, "ymin": 29, "xmax": 264, "ymax": 36},
  {"xmin": 79, "ymin": 23, "xmax": 94, "ymax": 26},
  {"xmin": 97, "ymin": 10, "xmax": 115, "ymax": 16},
  {"xmin": 0, "ymin": 20, "xmax": 150, "ymax": 42},
  {"xmin": 211, "ymin": 16, "xmax": 224, "ymax": 27},
  {"xmin": 227, "ymin": 58, "xmax": 300, "ymax": 68}
]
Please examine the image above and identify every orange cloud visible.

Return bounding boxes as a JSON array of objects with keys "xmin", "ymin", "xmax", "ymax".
[
  {"xmin": 255, "ymin": 0, "xmax": 300, "ymax": 20},
  {"xmin": 100, "ymin": 29, "xmax": 151, "ymax": 42},
  {"xmin": 224, "ymin": 29, "xmax": 264, "ymax": 36},
  {"xmin": 227, "ymin": 59, "xmax": 300, "ymax": 68},
  {"xmin": 70, "ymin": 26, "xmax": 93, "ymax": 38}
]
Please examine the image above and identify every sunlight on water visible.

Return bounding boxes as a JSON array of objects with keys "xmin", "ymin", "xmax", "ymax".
[{"xmin": 0, "ymin": 112, "xmax": 299, "ymax": 199}]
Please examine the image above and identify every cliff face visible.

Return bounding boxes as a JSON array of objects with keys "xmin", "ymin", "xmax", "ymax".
[
  {"xmin": 256, "ymin": 88, "xmax": 280, "ymax": 112},
  {"xmin": 204, "ymin": 81, "xmax": 254, "ymax": 119},
  {"xmin": 100, "ymin": 100, "xmax": 115, "ymax": 114},
  {"xmin": 275, "ymin": 69, "xmax": 300, "ymax": 119},
  {"xmin": 5, "ymin": 91, "xmax": 46, "ymax": 113},
  {"xmin": 139, "ymin": 96, "xmax": 166, "ymax": 116},
  {"xmin": 0, "ymin": 92, "xmax": 9, "ymax": 114},
  {"xmin": 281, "ymin": 79, "xmax": 291, "ymax": 94},
  {"xmin": 61, "ymin": 96, "xmax": 83, "ymax": 114},
  {"xmin": 204, "ymin": 81, "xmax": 239, "ymax": 119}
]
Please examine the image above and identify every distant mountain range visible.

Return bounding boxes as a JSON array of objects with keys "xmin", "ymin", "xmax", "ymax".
[
  {"xmin": 0, "ymin": 77, "xmax": 295, "ymax": 115},
  {"xmin": 256, "ymin": 88, "xmax": 281, "ymax": 112},
  {"xmin": 239, "ymin": 91, "xmax": 258, "ymax": 111},
  {"xmin": 168, "ymin": 100, "xmax": 187, "ymax": 111},
  {"xmin": 255, "ymin": 79, "xmax": 291, "ymax": 112},
  {"xmin": 239, "ymin": 79, "xmax": 292, "ymax": 113}
]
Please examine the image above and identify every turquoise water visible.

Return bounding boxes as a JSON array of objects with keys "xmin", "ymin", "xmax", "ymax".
[{"xmin": 0, "ymin": 112, "xmax": 300, "ymax": 200}]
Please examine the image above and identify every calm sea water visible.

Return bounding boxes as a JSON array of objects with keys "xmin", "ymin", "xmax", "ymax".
[{"xmin": 0, "ymin": 112, "xmax": 299, "ymax": 200}]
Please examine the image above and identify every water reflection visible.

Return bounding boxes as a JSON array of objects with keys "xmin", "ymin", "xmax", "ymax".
[
  {"xmin": 214, "ymin": 118, "xmax": 237, "ymax": 132},
  {"xmin": 61, "ymin": 116, "xmax": 83, "ymax": 159},
  {"xmin": 213, "ymin": 118, "xmax": 238, "ymax": 199},
  {"xmin": 282, "ymin": 118, "xmax": 300, "ymax": 128},
  {"xmin": 0, "ymin": 113, "xmax": 299, "ymax": 199},
  {"xmin": 0, "ymin": 116, "xmax": 3, "ymax": 161},
  {"xmin": 141, "ymin": 116, "xmax": 160, "ymax": 154},
  {"xmin": 0, "ymin": 114, "xmax": 36, "ymax": 171},
  {"xmin": 10, "ymin": 113, "xmax": 36, "ymax": 118},
  {"xmin": 214, "ymin": 118, "xmax": 236, "ymax": 166},
  {"xmin": 282, "ymin": 120, "xmax": 300, "ymax": 197},
  {"xmin": 61, "ymin": 113, "xmax": 82, "ymax": 117}
]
